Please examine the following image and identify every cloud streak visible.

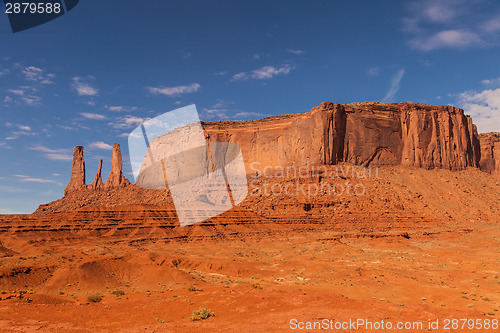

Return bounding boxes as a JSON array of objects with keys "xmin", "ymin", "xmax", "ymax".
[
  {"xmin": 88, "ymin": 141, "xmax": 113, "ymax": 150},
  {"xmin": 80, "ymin": 112, "xmax": 107, "ymax": 120},
  {"xmin": 22, "ymin": 66, "xmax": 55, "ymax": 84},
  {"xmin": 27, "ymin": 145, "xmax": 73, "ymax": 161},
  {"xmin": 14, "ymin": 174, "xmax": 62, "ymax": 185},
  {"xmin": 382, "ymin": 69, "xmax": 405, "ymax": 102},
  {"xmin": 409, "ymin": 30, "xmax": 480, "ymax": 51},
  {"xmin": 403, "ymin": 0, "xmax": 498, "ymax": 51},
  {"xmin": 72, "ymin": 77, "xmax": 98, "ymax": 96},
  {"xmin": 147, "ymin": 83, "xmax": 200, "ymax": 96},
  {"xmin": 109, "ymin": 115, "xmax": 147, "ymax": 129},
  {"xmin": 231, "ymin": 64, "xmax": 294, "ymax": 81}
]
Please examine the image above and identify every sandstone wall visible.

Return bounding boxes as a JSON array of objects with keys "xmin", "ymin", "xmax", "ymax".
[
  {"xmin": 479, "ymin": 132, "xmax": 500, "ymax": 175},
  {"xmin": 203, "ymin": 102, "xmax": 481, "ymax": 172}
]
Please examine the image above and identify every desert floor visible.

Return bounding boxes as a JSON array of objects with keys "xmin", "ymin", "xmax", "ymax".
[{"xmin": 0, "ymin": 227, "xmax": 498, "ymax": 332}]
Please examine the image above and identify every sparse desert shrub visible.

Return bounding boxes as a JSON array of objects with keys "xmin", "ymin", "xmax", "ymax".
[
  {"xmin": 153, "ymin": 312, "xmax": 168, "ymax": 323},
  {"xmin": 87, "ymin": 293, "xmax": 103, "ymax": 303},
  {"xmin": 188, "ymin": 285, "xmax": 203, "ymax": 292},
  {"xmin": 251, "ymin": 282, "xmax": 263, "ymax": 290},
  {"xmin": 111, "ymin": 289, "xmax": 125, "ymax": 297},
  {"xmin": 190, "ymin": 308, "xmax": 215, "ymax": 321}
]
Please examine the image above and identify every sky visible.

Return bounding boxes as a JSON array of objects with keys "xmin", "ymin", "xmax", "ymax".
[{"xmin": 1, "ymin": 0, "xmax": 500, "ymax": 214}]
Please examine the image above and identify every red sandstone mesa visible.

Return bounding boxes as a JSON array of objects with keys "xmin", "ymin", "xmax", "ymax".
[
  {"xmin": 203, "ymin": 102, "xmax": 483, "ymax": 171},
  {"xmin": 65, "ymin": 102, "xmax": 497, "ymax": 197}
]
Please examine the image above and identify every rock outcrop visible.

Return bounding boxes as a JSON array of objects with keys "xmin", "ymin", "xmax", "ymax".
[
  {"xmin": 479, "ymin": 132, "xmax": 500, "ymax": 175},
  {"xmin": 104, "ymin": 143, "xmax": 131, "ymax": 189},
  {"xmin": 64, "ymin": 143, "xmax": 130, "ymax": 194},
  {"xmin": 90, "ymin": 159, "xmax": 104, "ymax": 190},
  {"xmin": 66, "ymin": 102, "xmax": 493, "ymax": 197},
  {"xmin": 64, "ymin": 146, "xmax": 86, "ymax": 195},
  {"xmin": 342, "ymin": 102, "xmax": 481, "ymax": 170},
  {"xmin": 201, "ymin": 102, "xmax": 481, "ymax": 172}
]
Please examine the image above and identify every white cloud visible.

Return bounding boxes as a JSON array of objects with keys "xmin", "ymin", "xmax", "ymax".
[
  {"xmin": 253, "ymin": 53, "xmax": 261, "ymax": 60},
  {"xmin": 88, "ymin": 141, "xmax": 113, "ymax": 150},
  {"xmin": 80, "ymin": 112, "xmax": 107, "ymax": 120},
  {"xmin": 231, "ymin": 64, "xmax": 294, "ymax": 81},
  {"xmin": 105, "ymin": 105, "xmax": 139, "ymax": 112},
  {"xmin": 234, "ymin": 111, "xmax": 265, "ymax": 118},
  {"xmin": 22, "ymin": 66, "xmax": 55, "ymax": 84},
  {"xmin": 457, "ymin": 88, "xmax": 500, "ymax": 133},
  {"xmin": 214, "ymin": 71, "xmax": 227, "ymax": 76},
  {"xmin": 5, "ymin": 124, "xmax": 36, "ymax": 140},
  {"xmin": 27, "ymin": 145, "xmax": 73, "ymax": 161},
  {"xmin": 420, "ymin": 0, "xmax": 461, "ymax": 23},
  {"xmin": 482, "ymin": 77, "xmax": 500, "ymax": 85},
  {"xmin": 110, "ymin": 115, "xmax": 147, "ymax": 129},
  {"xmin": 17, "ymin": 124, "xmax": 31, "ymax": 131},
  {"xmin": 0, "ymin": 142, "xmax": 12, "ymax": 149},
  {"xmin": 403, "ymin": 1, "xmax": 500, "ymax": 51},
  {"xmin": 0, "ymin": 68, "xmax": 9, "ymax": 76},
  {"xmin": 72, "ymin": 77, "xmax": 98, "ymax": 96},
  {"xmin": 14, "ymin": 174, "xmax": 62, "ymax": 185},
  {"xmin": 202, "ymin": 102, "xmax": 230, "ymax": 119},
  {"xmin": 287, "ymin": 49, "xmax": 304, "ymax": 55},
  {"xmin": 481, "ymin": 17, "xmax": 500, "ymax": 33},
  {"xmin": 20, "ymin": 95, "xmax": 42, "ymax": 106},
  {"xmin": 45, "ymin": 153, "xmax": 73, "ymax": 161},
  {"xmin": 147, "ymin": 83, "xmax": 200, "ymax": 96},
  {"xmin": 382, "ymin": 69, "xmax": 405, "ymax": 102},
  {"xmin": 7, "ymin": 89, "xmax": 24, "ymax": 95},
  {"xmin": 409, "ymin": 30, "xmax": 480, "ymax": 51},
  {"xmin": 4, "ymin": 88, "xmax": 42, "ymax": 106}
]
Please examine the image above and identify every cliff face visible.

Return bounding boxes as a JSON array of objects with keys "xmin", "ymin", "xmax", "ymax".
[
  {"xmin": 202, "ymin": 102, "xmax": 481, "ymax": 172},
  {"xmin": 64, "ymin": 143, "xmax": 131, "ymax": 194},
  {"xmin": 65, "ymin": 102, "xmax": 489, "ymax": 197},
  {"xmin": 342, "ymin": 102, "xmax": 480, "ymax": 170},
  {"xmin": 479, "ymin": 132, "xmax": 500, "ymax": 175}
]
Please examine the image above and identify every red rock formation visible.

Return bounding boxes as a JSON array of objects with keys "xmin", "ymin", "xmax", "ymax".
[
  {"xmin": 64, "ymin": 144, "xmax": 130, "ymax": 194},
  {"xmin": 201, "ymin": 102, "xmax": 481, "ymax": 172},
  {"xmin": 104, "ymin": 143, "xmax": 131, "ymax": 189},
  {"xmin": 64, "ymin": 146, "xmax": 86, "ymax": 195},
  {"xmin": 65, "ymin": 102, "xmax": 486, "ymax": 197},
  {"xmin": 90, "ymin": 159, "xmax": 104, "ymax": 190},
  {"xmin": 479, "ymin": 132, "xmax": 500, "ymax": 175},
  {"xmin": 343, "ymin": 102, "xmax": 480, "ymax": 170}
]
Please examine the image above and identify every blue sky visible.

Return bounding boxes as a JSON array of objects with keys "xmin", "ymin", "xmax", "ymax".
[{"xmin": 1, "ymin": 0, "xmax": 500, "ymax": 213}]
